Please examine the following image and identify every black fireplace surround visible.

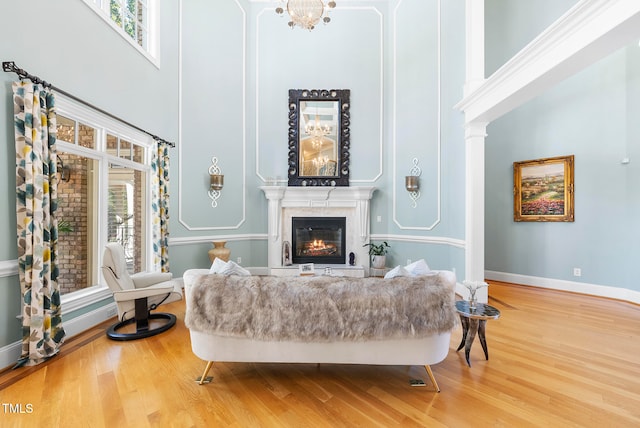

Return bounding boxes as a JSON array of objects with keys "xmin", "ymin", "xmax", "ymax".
[{"xmin": 292, "ymin": 217, "xmax": 346, "ymax": 264}]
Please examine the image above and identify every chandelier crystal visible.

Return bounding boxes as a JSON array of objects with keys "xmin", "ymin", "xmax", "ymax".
[
  {"xmin": 275, "ymin": 0, "xmax": 336, "ymax": 31},
  {"xmin": 306, "ymin": 114, "xmax": 331, "ymax": 147}
]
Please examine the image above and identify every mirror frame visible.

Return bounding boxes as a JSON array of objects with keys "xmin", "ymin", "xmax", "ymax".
[{"xmin": 288, "ymin": 89, "xmax": 350, "ymax": 186}]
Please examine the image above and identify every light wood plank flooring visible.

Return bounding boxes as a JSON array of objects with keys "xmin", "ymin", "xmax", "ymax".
[{"xmin": 0, "ymin": 281, "xmax": 639, "ymax": 427}]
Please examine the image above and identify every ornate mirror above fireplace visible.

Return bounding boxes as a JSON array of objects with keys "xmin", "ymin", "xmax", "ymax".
[{"xmin": 288, "ymin": 89, "xmax": 350, "ymax": 186}]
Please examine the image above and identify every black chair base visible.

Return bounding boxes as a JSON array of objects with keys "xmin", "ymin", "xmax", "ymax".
[{"xmin": 106, "ymin": 312, "xmax": 177, "ymax": 341}]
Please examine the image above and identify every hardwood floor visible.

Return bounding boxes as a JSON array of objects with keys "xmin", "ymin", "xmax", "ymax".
[{"xmin": 1, "ymin": 281, "xmax": 639, "ymax": 427}]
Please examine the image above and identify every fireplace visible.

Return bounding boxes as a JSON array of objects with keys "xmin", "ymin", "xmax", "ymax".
[
  {"xmin": 260, "ymin": 186, "xmax": 376, "ymax": 276},
  {"xmin": 292, "ymin": 217, "xmax": 346, "ymax": 264}
]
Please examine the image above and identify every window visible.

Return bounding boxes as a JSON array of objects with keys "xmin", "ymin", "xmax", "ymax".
[
  {"xmin": 109, "ymin": 0, "xmax": 149, "ymax": 50},
  {"xmin": 54, "ymin": 94, "xmax": 155, "ymax": 311},
  {"xmin": 82, "ymin": 0, "xmax": 158, "ymax": 66}
]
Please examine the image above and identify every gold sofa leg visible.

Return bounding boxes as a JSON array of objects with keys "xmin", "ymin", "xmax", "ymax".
[
  {"xmin": 197, "ymin": 361, "xmax": 214, "ymax": 385},
  {"xmin": 424, "ymin": 365, "xmax": 440, "ymax": 393}
]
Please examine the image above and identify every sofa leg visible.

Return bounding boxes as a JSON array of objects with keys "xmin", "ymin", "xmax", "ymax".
[
  {"xmin": 424, "ymin": 365, "xmax": 440, "ymax": 393},
  {"xmin": 196, "ymin": 361, "xmax": 214, "ymax": 385}
]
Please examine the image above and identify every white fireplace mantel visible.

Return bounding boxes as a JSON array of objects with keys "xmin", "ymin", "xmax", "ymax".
[{"xmin": 260, "ymin": 186, "xmax": 377, "ymax": 272}]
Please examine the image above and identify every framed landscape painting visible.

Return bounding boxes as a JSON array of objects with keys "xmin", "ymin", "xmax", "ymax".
[{"xmin": 513, "ymin": 155, "xmax": 574, "ymax": 222}]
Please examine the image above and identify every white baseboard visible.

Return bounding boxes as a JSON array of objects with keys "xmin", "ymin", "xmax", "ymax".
[
  {"xmin": 0, "ymin": 341, "xmax": 21, "ymax": 372},
  {"xmin": 485, "ymin": 270, "xmax": 640, "ymax": 305},
  {"xmin": 0, "ymin": 302, "xmax": 117, "ymax": 371}
]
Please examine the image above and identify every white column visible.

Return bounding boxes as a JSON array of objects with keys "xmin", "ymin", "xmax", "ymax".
[
  {"xmin": 465, "ymin": 122, "xmax": 488, "ymax": 302},
  {"xmin": 260, "ymin": 186, "xmax": 286, "ymax": 268},
  {"xmin": 462, "ymin": 0, "xmax": 488, "ymax": 303}
]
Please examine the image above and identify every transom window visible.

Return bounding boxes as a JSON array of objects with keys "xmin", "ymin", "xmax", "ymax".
[
  {"xmin": 82, "ymin": 0, "xmax": 158, "ymax": 66},
  {"xmin": 109, "ymin": 0, "xmax": 149, "ymax": 49}
]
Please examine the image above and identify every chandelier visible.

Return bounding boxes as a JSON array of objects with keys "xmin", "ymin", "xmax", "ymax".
[
  {"xmin": 275, "ymin": 1, "xmax": 337, "ymax": 31},
  {"xmin": 305, "ymin": 114, "xmax": 331, "ymax": 147}
]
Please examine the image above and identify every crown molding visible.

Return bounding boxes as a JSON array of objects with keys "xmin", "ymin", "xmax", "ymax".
[{"xmin": 456, "ymin": 0, "xmax": 640, "ymax": 124}]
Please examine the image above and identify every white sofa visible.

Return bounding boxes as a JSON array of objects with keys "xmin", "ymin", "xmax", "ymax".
[{"xmin": 182, "ymin": 269, "xmax": 457, "ymax": 392}]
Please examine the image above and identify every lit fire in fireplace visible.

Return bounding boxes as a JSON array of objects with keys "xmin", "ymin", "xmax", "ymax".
[{"xmin": 301, "ymin": 239, "xmax": 337, "ymax": 256}]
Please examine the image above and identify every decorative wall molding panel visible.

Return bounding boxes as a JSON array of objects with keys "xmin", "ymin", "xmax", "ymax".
[
  {"xmin": 392, "ymin": 0, "xmax": 442, "ymax": 230},
  {"xmin": 178, "ymin": 0, "xmax": 247, "ymax": 231},
  {"xmin": 254, "ymin": 5, "xmax": 384, "ymax": 185}
]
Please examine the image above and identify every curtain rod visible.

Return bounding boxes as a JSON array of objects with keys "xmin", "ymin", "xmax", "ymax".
[{"xmin": 2, "ymin": 61, "xmax": 175, "ymax": 148}]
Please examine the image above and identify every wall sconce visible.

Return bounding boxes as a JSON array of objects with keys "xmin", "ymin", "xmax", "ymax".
[
  {"xmin": 405, "ymin": 157, "xmax": 421, "ymax": 208},
  {"xmin": 57, "ymin": 157, "xmax": 71, "ymax": 183},
  {"xmin": 208, "ymin": 157, "xmax": 224, "ymax": 208}
]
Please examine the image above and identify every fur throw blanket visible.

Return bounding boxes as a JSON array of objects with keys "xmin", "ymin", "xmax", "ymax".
[{"xmin": 185, "ymin": 274, "xmax": 457, "ymax": 342}]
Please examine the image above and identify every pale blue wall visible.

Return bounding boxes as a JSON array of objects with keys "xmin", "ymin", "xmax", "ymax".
[
  {"xmin": 0, "ymin": 0, "xmax": 466, "ymax": 352},
  {"xmin": 0, "ymin": 0, "xmax": 180, "ymax": 348},
  {"xmin": 485, "ymin": 0, "xmax": 579, "ymax": 76},
  {"xmin": 172, "ymin": 0, "xmax": 467, "ymax": 277},
  {"xmin": 485, "ymin": 39, "xmax": 640, "ymax": 289}
]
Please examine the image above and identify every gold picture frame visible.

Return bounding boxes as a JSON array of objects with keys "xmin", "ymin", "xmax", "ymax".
[{"xmin": 513, "ymin": 155, "xmax": 574, "ymax": 222}]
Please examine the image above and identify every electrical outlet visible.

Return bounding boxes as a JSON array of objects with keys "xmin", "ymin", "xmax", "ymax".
[
  {"xmin": 107, "ymin": 306, "xmax": 117, "ymax": 318},
  {"xmin": 237, "ymin": 257, "xmax": 242, "ymax": 264},
  {"xmin": 407, "ymin": 259, "xmax": 412, "ymax": 265},
  {"xmin": 573, "ymin": 268, "xmax": 582, "ymax": 277},
  {"xmin": 376, "ymin": 215, "xmax": 382, "ymax": 223}
]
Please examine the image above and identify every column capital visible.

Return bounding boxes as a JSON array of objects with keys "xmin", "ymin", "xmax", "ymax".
[{"xmin": 464, "ymin": 122, "xmax": 488, "ymax": 140}]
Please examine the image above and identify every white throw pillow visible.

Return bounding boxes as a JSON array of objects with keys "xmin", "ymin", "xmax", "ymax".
[
  {"xmin": 209, "ymin": 259, "xmax": 251, "ymax": 276},
  {"xmin": 405, "ymin": 259, "xmax": 431, "ymax": 276},
  {"xmin": 209, "ymin": 257, "xmax": 228, "ymax": 274},
  {"xmin": 384, "ymin": 265, "xmax": 413, "ymax": 279},
  {"xmin": 220, "ymin": 260, "xmax": 251, "ymax": 276}
]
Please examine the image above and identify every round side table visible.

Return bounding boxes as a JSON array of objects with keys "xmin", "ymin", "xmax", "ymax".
[{"xmin": 455, "ymin": 300, "xmax": 500, "ymax": 367}]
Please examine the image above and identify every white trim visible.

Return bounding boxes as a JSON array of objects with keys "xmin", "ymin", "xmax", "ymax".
[
  {"xmin": 0, "ymin": 302, "xmax": 117, "ymax": 371},
  {"xmin": 392, "ymin": 0, "xmax": 441, "ymax": 230},
  {"xmin": 2, "ymin": 258, "xmax": 113, "ymax": 314},
  {"xmin": 255, "ymin": 5, "xmax": 384, "ymax": 185},
  {"xmin": 0, "ymin": 260, "xmax": 18, "ymax": 278},
  {"xmin": 80, "ymin": 0, "xmax": 160, "ymax": 68},
  {"xmin": 168, "ymin": 233, "xmax": 465, "ymax": 249},
  {"xmin": 485, "ymin": 270, "xmax": 640, "ymax": 305},
  {"xmin": 455, "ymin": 0, "xmax": 640, "ymax": 123},
  {"xmin": 169, "ymin": 233, "xmax": 267, "ymax": 246},
  {"xmin": 56, "ymin": 95, "xmax": 154, "ymax": 148},
  {"xmin": 0, "ymin": 341, "xmax": 21, "ymax": 372},
  {"xmin": 60, "ymin": 286, "xmax": 112, "ymax": 314},
  {"xmin": 177, "ymin": 0, "xmax": 247, "ymax": 231},
  {"xmin": 371, "ymin": 234, "xmax": 465, "ymax": 249}
]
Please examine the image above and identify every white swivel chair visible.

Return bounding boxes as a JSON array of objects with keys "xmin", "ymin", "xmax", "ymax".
[{"xmin": 102, "ymin": 243, "xmax": 183, "ymax": 341}]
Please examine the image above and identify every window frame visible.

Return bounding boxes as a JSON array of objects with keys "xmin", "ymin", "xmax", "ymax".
[
  {"xmin": 55, "ymin": 94, "xmax": 156, "ymax": 314},
  {"xmin": 80, "ymin": 0, "xmax": 160, "ymax": 68}
]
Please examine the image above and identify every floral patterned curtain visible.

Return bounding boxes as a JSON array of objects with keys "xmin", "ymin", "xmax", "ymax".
[
  {"xmin": 13, "ymin": 80, "xmax": 66, "ymax": 367},
  {"xmin": 152, "ymin": 141, "xmax": 170, "ymax": 272}
]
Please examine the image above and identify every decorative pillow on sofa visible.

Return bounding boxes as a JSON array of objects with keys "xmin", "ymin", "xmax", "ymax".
[
  {"xmin": 209, "ymin": 258, "xmax": 227, "ymax": 273},
  {"xmin": 384, "ymin": 258, "xmax": 433, "ymax": 279},
  {"xmin": 405, "ymin": 259, "xmax": 431, "ymax": 275},
  {"xmin": 209, "ymin": 259, "xmax": 251, "ymax": 276},
  {"xmin": 383, "ymin": 265, "xmax": 412, "ymax": 279}
]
